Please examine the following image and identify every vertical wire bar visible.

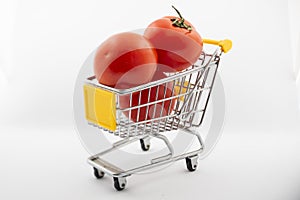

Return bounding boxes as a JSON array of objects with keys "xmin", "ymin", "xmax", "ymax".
[
  {"xmin": 163, "ymin": 79, "xmax": 176, "ymax": 132},
  {"xmin": 143, "ymin": 87, "xmax": 152, "ymax": 135},
  {"xmin": 135, "ymin": 90, "xmax": 142, "ymax": 136},
  {"xmin": 181, "ymin": 72, "xmax": 194, "ymax": 127},
  {"xmin": 150, "ymin": 84, "xmax": 160, "ymax": 134},
  {"xmin": 170, "ymin": 76, "xmax": 186, "ymax": 129},
  {"xmin": 158, "ymin": 82, "xmax": 168, "ymax": 132},
  {"xmin": 127, "ymin": 92, "xmax": 133, "ymax": 138},
  {"xmin": 115, "ymin": 94, "xmax": 120, "ymax": 137},
  {"xmin": 189, "ymin": 66, "xmax": 206, "ymax": 123},
  {"xmin": 195, "ymin": 66, "xmax": 211, "ymax": 125}
]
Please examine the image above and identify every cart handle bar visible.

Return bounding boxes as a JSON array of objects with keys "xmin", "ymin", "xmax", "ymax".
[{"xmin": 203, "ymin": 39, "xmax": 232, "ymax": 53}]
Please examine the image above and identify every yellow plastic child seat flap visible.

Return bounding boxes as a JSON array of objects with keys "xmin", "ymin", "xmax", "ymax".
[{"xmin": 83, "ymin": 84, "xmax": 116, "ymax": 131}]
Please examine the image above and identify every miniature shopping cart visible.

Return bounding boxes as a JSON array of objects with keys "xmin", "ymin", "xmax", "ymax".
[{"xmin": 83, "ymin": 39, "xmax": 232, "ymax": 190}]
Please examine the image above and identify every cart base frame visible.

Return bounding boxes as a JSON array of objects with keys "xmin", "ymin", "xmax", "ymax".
[{"xmin": 87, "ymin": 128, "xmax": 204, "ymax": 191}]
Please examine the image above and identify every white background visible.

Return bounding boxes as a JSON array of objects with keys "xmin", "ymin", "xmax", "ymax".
[{"xmin": 0, "ymin": 0, "xmax": 300, "ymax": 199}]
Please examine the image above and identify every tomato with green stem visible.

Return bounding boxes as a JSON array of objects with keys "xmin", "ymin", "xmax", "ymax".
[{"xmin": 144, "ymin": 6, "xmax": 203, "ymax": 72}]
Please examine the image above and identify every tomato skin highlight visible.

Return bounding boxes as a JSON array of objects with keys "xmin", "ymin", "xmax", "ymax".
[
  {"xmin": 144, "ymin": 16, "xmax": 203, "ymax": 72},
  {"xmin": 119, "ymin": 71, "xmax": 177, "ymax": 122},
  {"xmin": 94, "ymin": 32, "xmax": 157, "ymax": 88}
]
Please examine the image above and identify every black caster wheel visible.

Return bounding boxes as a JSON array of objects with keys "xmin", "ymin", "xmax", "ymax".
[
  {"xmin": 185, "ymin": 156, "xmax": 198, "ymax": 172},
  {"xmin": 113, "ymin": 177, "xmax": 127, "ymax": 191},
  {"xmin": 140, "ymin": 138, "xmax": 150, "ymax": 151},
  {"xmin": 93, "ymin": 167, "xmax": 104, "ymax": 179}
]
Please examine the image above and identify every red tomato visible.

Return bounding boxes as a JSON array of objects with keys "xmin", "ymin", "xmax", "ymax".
[
  {"xmin": 119, "ymin": 71, "xmax": 177, "ymax": 122},
  {"xmin": 144, "ymin": 6, "xmax": 203, "ymax": 72},
  {"xmin": 94, "ymin": 32, "xmax": 157, "ymax": 88}
]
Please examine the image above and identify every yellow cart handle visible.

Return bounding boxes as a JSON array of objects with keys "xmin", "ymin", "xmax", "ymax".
[{"xmin": 203, "ymin": 38, "xmax": 232, "ymax": 53}]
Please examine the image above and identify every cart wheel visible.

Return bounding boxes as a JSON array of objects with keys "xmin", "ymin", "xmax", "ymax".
[
  {"xmin": 185, "ymin": 156, "xmax": 198, "ymax": 172},
  {"xmin": 113, "ymin": 177, "xmax": 127, "ymax": 191},
  {"xmin": 140, "ymin": 138, "xmax": 150, "ymax": 151},
  {"xmin": 93, "ymin": 167, "xmax": 104, "ymax": 179}
]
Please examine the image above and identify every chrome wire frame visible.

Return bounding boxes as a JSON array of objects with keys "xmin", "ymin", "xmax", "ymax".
[
  {"xmin": 87, "ymin": 47, "xmax": 222, "ymax": 178},
  {"xmin": 87, "ymin": 127, "xmax": 205, "ymax": 178}
]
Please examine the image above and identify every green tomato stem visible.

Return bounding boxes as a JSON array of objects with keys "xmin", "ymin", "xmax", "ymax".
[{"xmin": 171, "ymin": 5, "xmax": 192, "ymax": 31}]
